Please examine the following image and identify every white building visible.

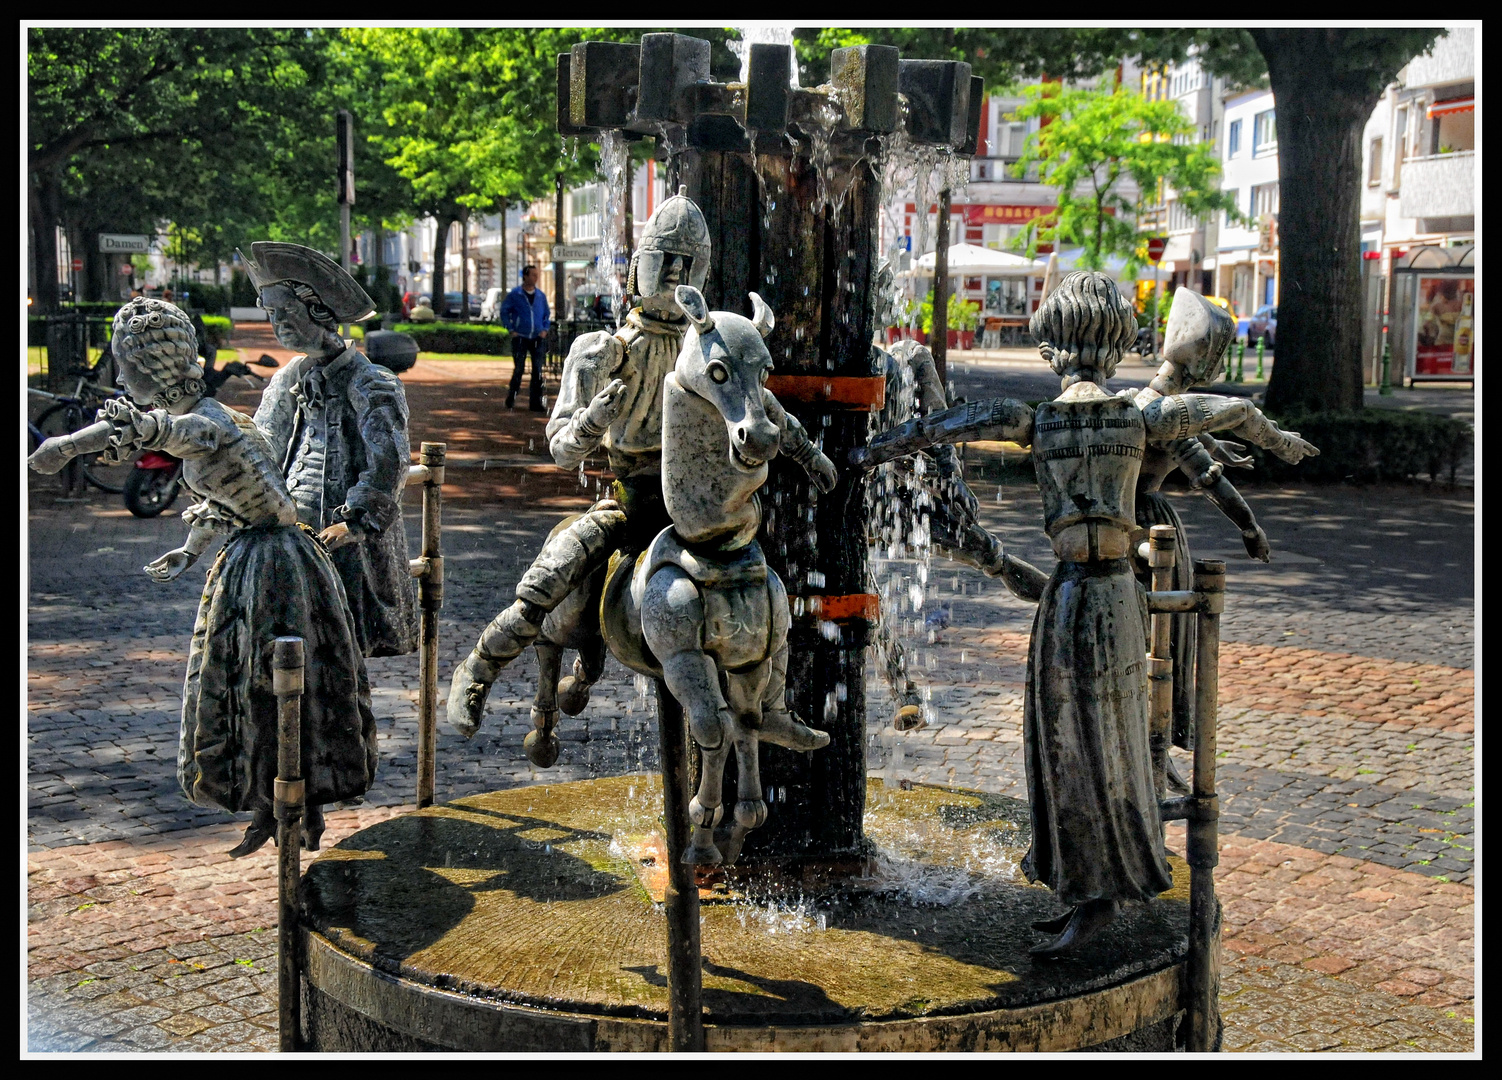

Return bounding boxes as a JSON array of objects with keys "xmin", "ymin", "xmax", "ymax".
[
  {"xmin": 1359, "ymin": 26, "xmax": 1474, "ymax": 264},
  {"xmin": 1214, "ymin": 86, "xmax": 1281, "ymax": 318}
]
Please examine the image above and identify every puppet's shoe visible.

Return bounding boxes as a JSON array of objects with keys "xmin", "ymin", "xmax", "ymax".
[
  {"xmin": 757, "ymin": 709, "xmax": 830, "ymax": 751},
  {"xmin": 1030, "ymin": 910, "xmax": 1074, "ymax": 934},
  {"xmin": 301, "ymin": 804, "xmax": 325, "ymax": 851},
  {"xmin": 1029, "ymin": 899, "xmax": 1120, "ymax": 958},
  {"xmin": 447, "ymin": 653, "xmax": 499, "ymax": 738},
  {"xmin": 227, "ymin": 809, "xmax": 277, "ymax": 859},
  {"xmin": 893, "ymin": 682, "xmax": 927, "ymax": 731}
]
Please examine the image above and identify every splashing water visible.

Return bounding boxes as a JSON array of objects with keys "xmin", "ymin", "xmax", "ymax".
[
  {"xmin": 731, "ymin": 26, "xmax": 800, "ymax": 87},
  {"xmin": 594, "ymin": 130, "xmax": 630, "ymax": 329}
]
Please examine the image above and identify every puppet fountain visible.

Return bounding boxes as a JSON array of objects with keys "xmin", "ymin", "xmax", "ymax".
[{"xmin": 275, "ymin": 35, "xmax": 1318, "ymax": 1052}]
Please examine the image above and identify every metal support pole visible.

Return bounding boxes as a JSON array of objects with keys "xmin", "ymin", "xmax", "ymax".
[
  {"xmin": 1233, "ymin": 341, "xmax": 1244, "ymax": 383},
  {"xmin": 654, "ymin": 681, "xmax": 704, "ymax": 1052},
  {"xmin": 1254, "ymin": 335, "xmax": 1265, "ymax": 381},
  {"xmin": 1379, "ymin": 315, "xmax": 1394, "ymax": 396},
  {"xmin": 932, "ymin": 187, "xmax": 951, "ymax": 387},
  {"xmin": 1147, "ymin": 525, "xmax": 1176, "ymax": 799},
  {"xmin": 272, "ymin": 636, "xmax": 306, "ymax": 1053},
  {"xmin": 1151, "ymin": 259, "xmax": 1163, "ymax": 362},
  {"xmin": 1186, "ymin": 559, "xmax": 1224, "ymax": 1052},
  {"xmin": 408, "ymin": 442, "xmax": 445, "ymax": 809}
]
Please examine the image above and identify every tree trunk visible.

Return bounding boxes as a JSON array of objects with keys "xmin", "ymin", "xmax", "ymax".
[
  {"xmin": 498, "ymin": 197, "xmax": 509, "ymax": 297},
  {"xmin": 30, "ymin": 174, "xmax": 60, "ymax": 312},
  {"xmin": 1255, "ymin": 31, "xmax": 1381, "ymax": 414},
  {"xmin": 460, "ymin": 208, "xmax": 470, "ymax": 322},
  {"xmin": 431, "ymin": 213, "xmax": 454, "ymax": 310}
]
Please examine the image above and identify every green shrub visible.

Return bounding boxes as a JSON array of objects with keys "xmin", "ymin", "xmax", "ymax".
[
  {"xmin": 199, "ymin": 315, "xmax": 233, "ymax": 348},
  {"xmin": 1237, "ymin": 408, "xmax": 1471, "ymax": 485},
  {"xmin": 169, "ymin": 281, "xmax": 230, "ymax": 314},
  {"xmin": 390, "ymin": 322, "xmax": 513, "ymax": 355}
]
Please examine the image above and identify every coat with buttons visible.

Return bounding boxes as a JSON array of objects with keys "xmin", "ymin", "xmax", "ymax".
[{"xmin": 254, "ymin": 345, "xmax": 419, "ymax": 657}]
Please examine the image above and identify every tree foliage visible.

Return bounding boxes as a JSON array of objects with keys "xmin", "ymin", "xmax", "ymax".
[{"xmin": 1008, "ymin": 85, "xmax": 1238, "ymax": 272}]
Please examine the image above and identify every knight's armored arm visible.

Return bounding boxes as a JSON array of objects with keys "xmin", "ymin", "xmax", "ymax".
[
  {"xmin": 851, "ymin": 397, "xmax": 1034, "ymax": 471},
  {"xmin": 1143, "ymin": 394, "xmax": 1318, "ymax": 464},
  {"xmin": 546, "ymin": 331, "xmax": 625, "ymax": 469},
  {"xmin": 763, "ymin": 390, "xmax": 838, "ymax": 493},
  {"xmin": 340, "ymin": 369, "xmax": 411, "ymax": 536}
]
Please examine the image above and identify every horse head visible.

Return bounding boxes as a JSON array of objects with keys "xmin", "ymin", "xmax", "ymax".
[{"xmin": 673, "ymin": 285, "xmax": 782, "ymax": 473}]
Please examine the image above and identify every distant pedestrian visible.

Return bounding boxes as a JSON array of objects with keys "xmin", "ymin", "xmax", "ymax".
[{"xmin": 500, "ymin": 265, "xmax": 550, "ymax": 411}]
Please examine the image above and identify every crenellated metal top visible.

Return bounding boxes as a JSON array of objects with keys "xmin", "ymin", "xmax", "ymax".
[{"xmin": 558, "ymin": 33, "xmax": 982, "ymax": 156}]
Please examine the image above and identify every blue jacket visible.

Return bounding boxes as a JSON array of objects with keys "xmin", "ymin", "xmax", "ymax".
[{"xmin": 501, "ymin": 286, "xmax": 550, "ymax": 338}]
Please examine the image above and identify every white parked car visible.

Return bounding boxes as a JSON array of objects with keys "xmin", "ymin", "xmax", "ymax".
[{"xmin": 480, "ymin": 287, "xmax": 507, "ymax": 323}]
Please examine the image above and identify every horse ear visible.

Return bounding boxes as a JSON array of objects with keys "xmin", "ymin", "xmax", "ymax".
[
  {"xmin": 674, "ymin": 285, "xmax": 714, "ymax": 333},
  {"xmin": 749, "ymin": 292, "xmax": 774, "ymax": 338}
]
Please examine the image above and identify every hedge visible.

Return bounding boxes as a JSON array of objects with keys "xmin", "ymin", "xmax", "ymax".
[
  {"xmin": 389, "ymin": 322, "xmax": 514, "ymax": 355},
  {"xmin": 169, "ymin": 281, "xmax": 230, "ymax": 314},
  {"xmin": 1240, "ymin": 408, "xmax": 1472, "ymax": 485}
]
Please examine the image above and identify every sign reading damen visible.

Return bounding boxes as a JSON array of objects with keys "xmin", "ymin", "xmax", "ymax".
[{"xmin": 99, "ymin": 234, "xmax": 150, "ymax": 254}]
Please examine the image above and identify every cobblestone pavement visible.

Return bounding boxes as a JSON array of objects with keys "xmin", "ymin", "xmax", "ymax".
[{"xmin": 27, "ymin": 357, "xmax": 1475, "ymax": 1053}]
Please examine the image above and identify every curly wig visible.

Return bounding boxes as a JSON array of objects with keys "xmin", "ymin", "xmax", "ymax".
[
  {"xmin": 1029, "ymin": 271, "xmax": 1138, "ymax": 380},
  {"xmin": 110, "ymin": 298, "xmax": 205, "ymax": 406}
]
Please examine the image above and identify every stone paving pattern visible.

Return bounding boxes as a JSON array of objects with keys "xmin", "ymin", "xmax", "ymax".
[{"xmin": 27, "ymin": 349, "xmax": 1474, "ymax": 1053}]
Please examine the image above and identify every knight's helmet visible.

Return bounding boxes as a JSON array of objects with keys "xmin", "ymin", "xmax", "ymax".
[
  {"xmin": 627, "ymin": 186, "xmax": 711, "ymax": 300},
  {"xmin": 1162, "ymin": 287, "xmax": 1236, "ymax": 386},
  {"xmin": 236, "ymin": 241, "xmax": 377, "ymax": 325}
]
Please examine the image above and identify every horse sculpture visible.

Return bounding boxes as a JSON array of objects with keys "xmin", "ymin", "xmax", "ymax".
[{"xmin": 599, "ymin": 285, "xmax": 838, "ymax": 865}]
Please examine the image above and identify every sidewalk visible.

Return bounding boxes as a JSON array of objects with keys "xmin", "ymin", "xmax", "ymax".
[{"xmin": 26, "ymin": 332, "xmax": 1475, "ymax": 1053}]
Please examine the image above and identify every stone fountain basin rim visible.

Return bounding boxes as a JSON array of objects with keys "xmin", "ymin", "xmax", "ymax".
[{"xmin": 302, "ymin": 927, "xmax": 1185, "ymax": 1053}]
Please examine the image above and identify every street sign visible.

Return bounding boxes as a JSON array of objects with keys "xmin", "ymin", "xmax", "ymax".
[
  {"xmin": 552, "ymin": 244, "xmax": 598, "ymax": 261},
  {"xmin": 70, "ymin": 258, "xmax": 84, "ymax": 271},
  {"xmin": 1146, "ymin": 236, "xmax": 1167, "ymax": 263},
  {"xmin": 98, "ymin": 233, "xmax": 149, "ymax": 254}
]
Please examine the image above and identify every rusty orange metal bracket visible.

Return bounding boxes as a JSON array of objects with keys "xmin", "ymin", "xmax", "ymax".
[
  {"xmin": 792, "ymin": 593, "xmax": 880, "ymax": 623},
  {"xmin": 766, "ymin": 375, "xmax": 886, "ymax": 411}
]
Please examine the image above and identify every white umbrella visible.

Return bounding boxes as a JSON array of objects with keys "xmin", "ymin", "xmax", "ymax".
[{"xmin": 906, "ymin": 243, "xmax": 1049, "ymax": 278}]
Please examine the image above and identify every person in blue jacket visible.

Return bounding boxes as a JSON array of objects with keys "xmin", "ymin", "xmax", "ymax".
[{"xmin": 500, "ymin": 265, "xmax": 551, "ymax": 411}]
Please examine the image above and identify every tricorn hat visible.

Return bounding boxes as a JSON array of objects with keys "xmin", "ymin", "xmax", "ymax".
[{"xmin": 237, "ymin": 241, "xmax": 377, "ymax": 322}]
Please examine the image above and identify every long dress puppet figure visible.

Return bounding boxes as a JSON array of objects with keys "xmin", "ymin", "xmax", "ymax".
[
  {"xmin": 27, "ymin": 299, "xmax": 377, "ymax": 857},
  {"xmin": 854, "ymin": 272, "xmax": 1317, "ymax": 955}
]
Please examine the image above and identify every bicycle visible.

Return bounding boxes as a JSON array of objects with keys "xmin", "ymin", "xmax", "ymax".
[{"xmin": 28, "ymin": 360, "xmax": 132, "ymax": 494}]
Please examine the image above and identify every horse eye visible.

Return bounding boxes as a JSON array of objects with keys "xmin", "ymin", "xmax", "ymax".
[{"xmin": 708, "ymin": 361, "xmax": 729, "ymax": 384}]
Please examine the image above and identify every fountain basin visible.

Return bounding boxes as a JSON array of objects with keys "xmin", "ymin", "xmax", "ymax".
[{"xmin": 298, "ymin": 775, "xmax": 1192, "ymax": 1052}]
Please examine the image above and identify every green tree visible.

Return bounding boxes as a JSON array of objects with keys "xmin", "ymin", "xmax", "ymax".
[
  {"xmin": 27, "ymin": 28, "xmax": 332, "ymax": 311},
  {"xmin": 1007, "ymin": 83, "xmax": 1238, "ymax": 272}
]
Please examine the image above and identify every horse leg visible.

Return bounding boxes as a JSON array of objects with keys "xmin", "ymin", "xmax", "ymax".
[
  {"xmin": 642, "ymin": 568, "xmax": 731, "ymax": 752},
  {"xmin": 526, "ymin": 641, "xmax": 563, "ymax": 768},
  {"xmin": 686, "ymin": 739, "xmax": 730, "ymax": 865},
  {"xmin": 753, "ymin": 591, "xmax": 831, "ymax": 751},
  {"xmin": 557, "ymin": 635, "xmax": 607, "ymax": 717}
]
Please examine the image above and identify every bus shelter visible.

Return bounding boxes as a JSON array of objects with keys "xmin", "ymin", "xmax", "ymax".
[{"xmin": 1389, "ymin": 244, "xmax": 1475, "ymax": 384}]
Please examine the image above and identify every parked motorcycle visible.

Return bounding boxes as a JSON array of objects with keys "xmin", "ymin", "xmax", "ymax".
[{"xmin": 123, "ymin": 353, "xmax": 280, "ymax": 517}]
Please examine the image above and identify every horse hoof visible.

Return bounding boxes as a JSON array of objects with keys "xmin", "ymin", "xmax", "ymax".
[
  {"xmin": 734, "ymin": 799, "xmax": 768, "ymax": 831},
  {"xmin": 757, "ymin": 709, "xmax": 830, "ymax": 751},
  {"xmin": 524, "ymin": 730, "xmax": 561, "ymax": 768},
  {"xmin": 893, "ymin": 705, "xmax": 927, "ymax": 731},
  {"xmin": 683, "ymin": 837, "xmax": 723, "ymax": 866},
  {"xmin": 556, "ymin": 676, "xmax": 593, "ymax": 716},
  {"xmin": 446, "ymin": 657, "xmax": 494, "ymax": 738}
]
